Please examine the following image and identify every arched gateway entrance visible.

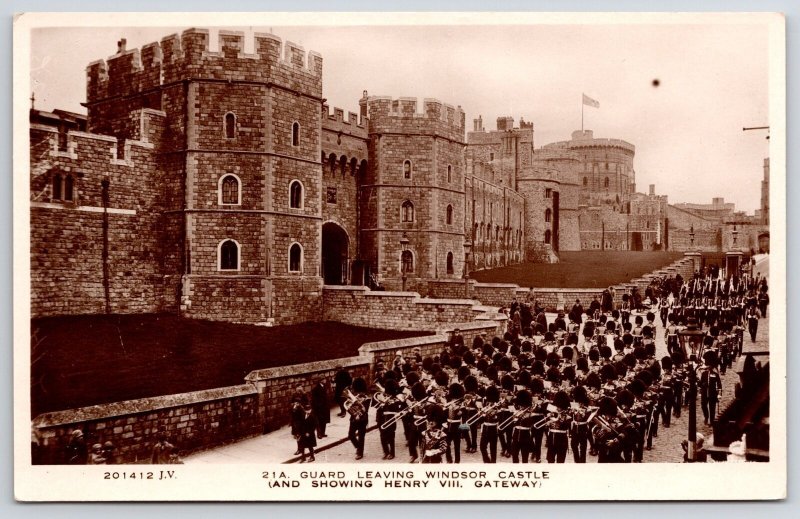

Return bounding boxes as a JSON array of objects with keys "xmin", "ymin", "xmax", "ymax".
[{"xmin": 322, "ymin": 222, "xmax": 349, "ymax": 285}]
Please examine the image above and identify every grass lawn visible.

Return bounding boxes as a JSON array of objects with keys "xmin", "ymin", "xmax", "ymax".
[
  {"xmin": 470, "ymin": 251, "xmax": 684, "ymax": 288},
  {"xmin": 31, "ymin": 314, "xmax": 432, "ymax": 416}
]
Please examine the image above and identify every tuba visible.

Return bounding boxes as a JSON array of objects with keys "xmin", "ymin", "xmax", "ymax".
[{"xmin": 343, "ymin": 389, "xmax": 366, "ymax": 421}]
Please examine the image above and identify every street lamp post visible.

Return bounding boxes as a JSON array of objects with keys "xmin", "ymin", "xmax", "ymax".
[
  {"xmin": 400, "ymin": 234, "xmax": 410, "ymax": 292},
  {"xmin": 463, "ymin": 240, "xmax": 472, "ymax": 298},
  {"xmin": 678, "ymin": 316, "xmax": 707, "ymax": 462}
]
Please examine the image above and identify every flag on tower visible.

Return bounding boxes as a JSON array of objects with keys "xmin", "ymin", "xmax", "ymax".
[{"xmin": 582, "ymin": 93, "xmax": 599, "ymax": 108}]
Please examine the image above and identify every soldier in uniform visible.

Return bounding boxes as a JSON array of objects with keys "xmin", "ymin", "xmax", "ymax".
[
  {"xmin": 420, "ymin": 406, "xmax": 448, "ymax": 464},
  {"xmin": 376, "ymin": 379, "xmax": 403, "ymax": 460},
  {"xmin": 510, "ymin": 389, "xmax": 535, "ymax": 464},
  {"xmin": 545, "ymin": 390, "xmax": 572, "ymax": 464},
  {"xmin": 593, "ymin": 397, "xmax": 627, "ymax": 463},
  {"xmin": 479, "ymin": 385, "xmax": 502, "ymax": 463},
  {"xmin": 746, "ymin": 304, "xmax": 761, "ymax": 343},
  {"xmin": 444, "ymin": 382, "xmax": 466, "ymax": 463},
  {"xmin": 346, "ymin": 377, "xmax": 370, "ymax": 460},
  {"xmin": 698, "ymin": 352, "xmax": 722, "ymax": 425}
]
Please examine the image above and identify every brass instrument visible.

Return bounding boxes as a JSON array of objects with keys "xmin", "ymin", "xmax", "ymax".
[
  {"xmin": 342, "ymin": 389, "xmax": 367, "ymax": 420},
  {"xmin": 380, "ymin": 396, "xmax": 429, "ymax": 431},
  {"xmin": 372, "ymin": 383, "xmax": 388, "ymax": 405},
  {"xmin": 464, "ymin": 401, "xmax": 502, "ymax": 426},
  {"xmin": 498, "ymin": 404, "xmax": 532, "ymax": 432}
]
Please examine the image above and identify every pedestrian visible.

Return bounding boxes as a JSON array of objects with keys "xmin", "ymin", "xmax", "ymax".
[
  {"xmin": 758, "ymin": 289, "xmax": 769, "ymax": 318},
  {"xmin": 310, "ymin": 377, "xmax": 330, "ymax": 439},
  {"xmin": 87, "ymin": 443, "xmax": 106, "ymax": 465},
  {"xmin": 151, "ymin": 433, "xmax": 175, "ymax": 464},
  {"xmin": 65, "ymin": 429, "xmax": 87, "ymax": 465},
  {"xmin": 102, "ymin": 441, "xmax": 117, "ymax": 464},
  {"xmin": 290, "ymin": 387, "xmax": 307, "ymax": 456},
  {"xmin": 347, "ymin": 377, "xmax": 370, "ymax": 460},
  {"xmin": 746, "ymin": 305, "xmax": 761, "ymax": 342},
  {"xmin": 298, "ymin": 402, "xmax": 318, "ymax": 463},
  {"xmin": 333, "ymin": 366, "xmax": 352, "ymax": 418}
]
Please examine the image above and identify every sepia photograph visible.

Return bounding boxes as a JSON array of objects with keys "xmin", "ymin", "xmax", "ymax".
[{"xmin": 14, "ymin": 11, "xmax": 786, "ymax": 501}]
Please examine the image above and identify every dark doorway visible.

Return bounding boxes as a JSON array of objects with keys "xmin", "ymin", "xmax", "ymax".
[
  {"xmin": 631, "ymin": 232, "xmax": 643, "ymax": 251},
  {"xmin": 322, "ymin": 222, "xmax": 349, "ymax": 285}
]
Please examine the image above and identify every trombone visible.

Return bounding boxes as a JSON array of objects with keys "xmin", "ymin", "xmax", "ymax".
[
  {"xmin": 380, "ymin": 396, "xmax": 429, "ymax": 431},
  {"xmin": 464, "ymin": 401, "xmax": 502, "ymax": 426},
  {"xmin": 498, "ymin": 405, "xmax": 532, "ymax": 432}
]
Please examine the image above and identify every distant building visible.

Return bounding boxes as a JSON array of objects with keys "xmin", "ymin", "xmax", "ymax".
[{"xmin": 29, "ymin": 28, "xmax": 769, "ymax": 324}]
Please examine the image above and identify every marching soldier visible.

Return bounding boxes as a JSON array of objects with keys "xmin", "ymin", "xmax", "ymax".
[
  {"xmin": 376, "ymin": 379, "xmax": 403, "ymax": 460},
  {"xmin": 444, "ymin": 382, "xmax": 466, "ymax": 463},
  {"xmin": 420, "ymin": 406, "xmax": 448, "ymax": 464},
  {"xmin": 746, "ymin": 304, "xmax": 761, "ymax": 343},
  {"xmin": 545, "ymin": 391, "xmax": 572, "ymax": 464},
  {"xmin": 346, "ymin": 377, "xmax": 371, "ymax": 460},
  {"xmin": 479, "ymin": 385, "xmax": 502, "ymax": 463},
  {"xmin": 698, "ymin": 352, "xmax": 722, "ymax": 425}
]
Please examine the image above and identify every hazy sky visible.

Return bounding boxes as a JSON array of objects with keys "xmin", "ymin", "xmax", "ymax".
[{"xmin": 29, "ymin": 20, "xmax": 773, "ymax": 213}]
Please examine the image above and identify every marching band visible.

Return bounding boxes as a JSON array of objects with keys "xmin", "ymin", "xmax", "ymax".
[{"xmin": 310, "ymin": 267, "xmax": 767, "ymax": 464}]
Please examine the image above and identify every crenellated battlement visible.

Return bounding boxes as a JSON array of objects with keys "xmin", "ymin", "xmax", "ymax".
[
  {"xmin": 361, "ymin": 96, "xmax": 465, "ymax": 142},
  {"xmin": 86, "ymin": 28, "xmax": 323, "ymax": 104},
  {"xmin": 321, "ymin": 102, "xmax": 367, "ymax": 138},
  {"xmin": 31, "ymin": 108, "xmax": 165, "ymax": 167}
]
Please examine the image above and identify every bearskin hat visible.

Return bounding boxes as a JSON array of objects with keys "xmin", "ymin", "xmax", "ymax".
[
  {"xmin": 383, "ymin": 369, "xmax": 397, "ymax": 382},
  {"xmin": 384, "ymin": 379, "xmax": 399, "ymax": 396},
  {"xmin": 472, "ymin": 335, "xmax": 485, "ymax": 350},
  {"xmin": 583, "ymin": 321, "xmax": 596, "ymax": 338},
  {"xmin": 614, "ymin": 338, "xmax": 625, "ymax": 352},
  {"xmin": 646, "ymin": 311, "xmax": 655, "ymax": 322},
  {"xmin": 515, "ymin": 389, "xmax": 533, "ymax": 408},
  {"xmin": 464, "ymin": 374, "xmax": 480, "ymax": 393},
  {"xmin": 599, "ymin": 396, "xmax": 619, "ymax": 417},
  {"xmin": 546, "ymin": 366, "xmax": 562, "ymax": 384},
  {"xmin": 544, "ymin": 331, "xmax": 556, "ymax": 342},
  {"xmin": 606, "ymin": 321, "xmax": 616, "ymax": 333},
  {"xmin": 661, "ymin": 356, "xmax": 673, "ymax": 371},
  {"xmin": 492, "ymin": 336, "xmax": 502, "ymax": 349},
  {"xmin": 623, "ymin": 322, "xmax": 633, "ymax": 332},
  {"xmin": 475, "ymin": 358, "xmax": 489, "ymax": 374},
  {"xmin": 576, "ymin": 357, "xmax": 590, "ymax": 372},
  {"xmin": 509, "ymin": 344, "xmax": 521, "ymax": 357},
  {"xmin": 406, "ymin": 370, "xmax": 421, "ymax": 387},
  {"xmin": 517, "ymin": 353, "xmax": 531, "ymax": 368},
  {"xmin": 572, "ymin": 385, "xmax": 589, "ymax": 406},
  {"xmin": 456, "ymin": 365, "xmax": 471, "ymax": 382},
  {"xmin": 529, "ymin": 377, "xmax": 545, "ymax": 395},
  {"xmin": 635, "ymin": 369, "xmax": 654, "ymax": 387},
  {"xmin": 485, "ymin": 384, "xmax": 501, "ymax": 403},
  {"xmin": 588, "ymin": 348, "xmax": 601, "ymax": 362},
  {"xmin": 498, "ymin": 341, "xmax": 509, "ymax": 354},
  {"xmin": 633, "ymin": 346, "xmax": 647, "ymax": 361},
  {"xmin": 671, "ymin": 349, "xmax": 686, "ymax": 366},
  {"xmin": 561, "ymin": 365, "xmax": 577, "ymax": 383},
  {"xmin": 546, "ymin": 351, "xmax": 561, "ymax": 368},
  {"xmin": 498, "ymin": 355, "xmax": 513, "ymax": 373},
  {"xmin": 614, "ymin": 361, "xmax": 628, "ymax": 379},
  {"xmin": 462, "ymin": 350, "xmax": 476, "ymax": 366},
  {"xmin": 635, "ymin": 315, "xmax": 644, "ymax": 325},
  {"xmin": 642, "ymin": 325, "xmax": 653, "ymax": 338},
  {"xmin": 703, "ymin": 350, "xmax": 720, "ymax": 368},
  {"xmin": 623, "ymin": 353, "xmax": 637, "ymax": 369},
  {"xmin": 501, "ymin": 373, "xmax": 516, "ymax": 391},
  {"xmin": 627, "ymin": 379, "xmax": 646, "ymax": 398},
  {"xmin": 599, "ymin": 363, "xmax": 617, "ymax": 382},
  {"xmin": 515, "ymin": 370, "xmax": 532, "ymax": 387},
  {"xmin": 611, "ymin": 310, "xmax": 620, "ymax": 320},
  {"xmin": 434, "ymin": 370, "xmax": 449, "ymax": 387},
  {"xmin": 567, "ymin": 334, "xmax": 579, "ymax": 346},
  {"xmin": 482, "ymin": 343, "xmax": 495, "ymax": 358},
  {"xmin": 553, "ymin": 390, "xmax": 571, "ymax": 410},
  {"xmin": 645, "ymin": 343, "xmax": 656, "ymax": 358},
  {"xmin": 534, "ymin": 347, "xmax": 548, "ymax": 362},
  {"xmin": 352, "ymin": 377, "xmax": 368, "ymax": 394},
  {"xmin": 448, "ymin": 382, "xmax": 466, "ymax": 400},
  {"xmin": 411, "ymin": 381, "xmax": 428, "ymax": 401},
  {"xmin": 561, "ymin": 346, "xmax": 574, "ymax": 362},
  {"xmin": 486, "ymin": 365, "xmax": 499, "ymax": 382},
  {"xmin": 615, "ymin": 388, "xmax": 635, "ymax": 408},
  {"xmin": 584, "ymin": 371, "xmax": 603, "ymax": 390},
  {"xmin": 622, "ymin": 333, "xmax": 634, "ymax": 347},
  {"xmin": 521, "ymin": 340, "xmax": 532, "ymax": 353},
  {"xmin": 531, "ymin": 360, "xmax": 546, "ymax": 376},
  {"xmin": 599, "ymin": 345, "xmax": 613, "ymax": 360}
]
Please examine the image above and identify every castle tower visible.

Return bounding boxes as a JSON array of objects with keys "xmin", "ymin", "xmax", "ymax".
[
  {"xmin": 359, "ymin": 96, "xmax": 466, "ymax": 291},
  {"xmin": 85, "ymin": 29, "xmax": 325, "ymax": 324}
]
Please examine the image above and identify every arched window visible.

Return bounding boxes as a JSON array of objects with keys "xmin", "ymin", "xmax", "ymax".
[
  {"xmin": 289, "ymin": 180, "xmax": 303, "ymax": 209},
  {"xmin": 350, "ymin": 157, "xmax": 358, "ymax": 176},
  {"xmin": 447, "ymin": 164, "xmax": 452, "ymax": 183},
  {"xmin": 52, "ymin": 173, "xmax": 62, "ymax": 200},
  {"xmin": 446, "ymin": 252, "xmax": 454, "ymax": 275},
  {"xmin": 496, "ymin": 226, "xmax": 500, "ymax": 241},
  {"xmin": 340, "ymin": 156, "xmax": 348, "ymax": 177},
  {"xmin": 401, "ymin": 250, "xmax": 414, "ymax": 274},
  {"xmin": 402, "ymin": 200, "xmax": 415, "ymax": 222},
  {"xmin": 545, "ymin": 230, "xmax": 551, "ymax": 244},
  {"xmin": 583, "ymin": 177, "xmax": 588, "ymax": 187},
  {"xmin": 446, "ymin": 204, "xmax": 453, "ymax": 225},
  {"xmin": 604, "ymin": 177, "xmax": 610, "ymax": 188},
  {"xmin": 289, "ymin": 243, "xmax": 303, "ymax": 273},
  {"xmin": 219, "ymin": 239, "xmax": 240, "ymax": 271},
  {"xmin": 403, "ymin": 160, "xmax": 412, "ymax": 179},
  {"xmin": 359, "ymin": 160, "xmax": 368, "ymax": 176},
  {"xmin": 545, "ymin": 208, "xmax": 551, "ymax": 223},
  {"xmin": 64, "ymin": 175, "xmax": 74, "ymax": 201},
  {"xmin": 219, "ymin": 174, "xmax": 241, "ymax": 205},
  {"xmin": 225, "ymin": 112, "xmax": 236, "ymax": 139},
  {"xmin": 292, "ymin": 122, "xmax": 300, "ymax": 146},
  {"xmin": 328, "ymin": 153, "xmax": 337, "ymax": 175}
]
